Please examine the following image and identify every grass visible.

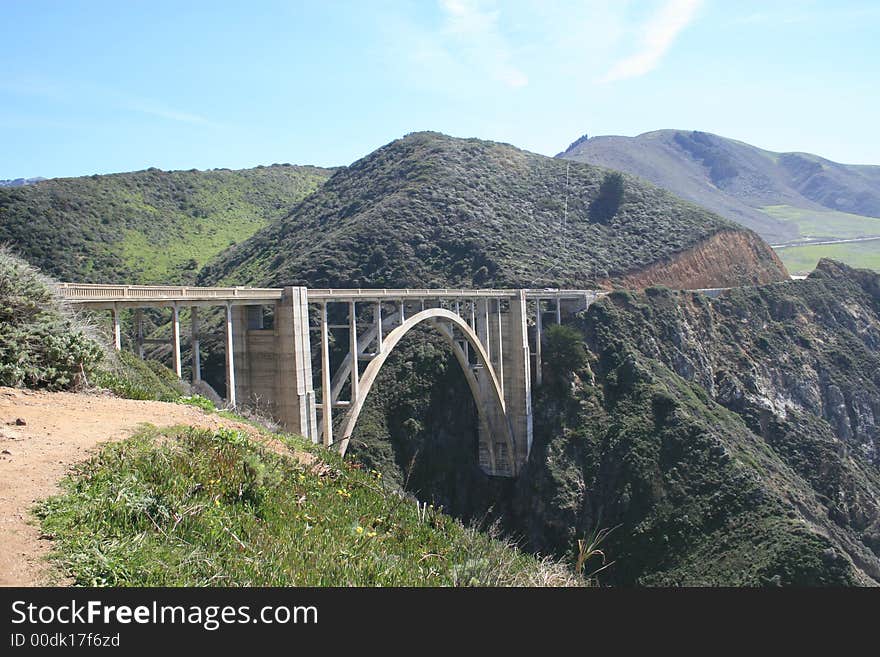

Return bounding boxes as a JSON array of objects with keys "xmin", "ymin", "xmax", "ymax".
[
  {"xmin": 775, "ymin": 239, "xmax": 880, "ymax": 274},
  {"xmin": 762, "ymin": 204, "xmax": 880, "ymax": 241},
  {"xmin": 36, "ymin": 425, "xmax": 582, "ymax": 587}
]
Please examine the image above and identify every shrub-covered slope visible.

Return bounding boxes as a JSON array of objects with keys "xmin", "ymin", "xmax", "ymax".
[
  {"xmin": 0, "ymin": 248, "xmax": 104, "ymax": 390},
  {"xmin": 350, "ymin": 260, "xmax": 880, "ymax": 585},
  {"xmin": 0, "ymin": 164, "xmax": 331, "ymax": 284},
  {"xmin": 201, "ymin": 132, "xmax": 787, "ymax": 290}
]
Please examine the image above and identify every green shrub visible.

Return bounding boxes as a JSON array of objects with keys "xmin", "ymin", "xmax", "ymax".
[
  {"xmin": 176, "ymin": 394, "xmax": 216, "ymax": 412},
  {"xmin": 0, "ymin": 248, "xmax": 104, "ymax": 390},
  {"xmin": 93, "ymin": 349, "xmax": 188, "ymax": 401},
  {"xmin": 543, "ymin": 324, "xmax": 588, "ymax": 379}
]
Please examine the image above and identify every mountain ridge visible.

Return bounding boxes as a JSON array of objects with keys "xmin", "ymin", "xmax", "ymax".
[
  {"xmin": 559, "ymin": 129, "xmax": 880, "ymax": 250},
  {"xmin": 201, "ymin": 131, "xmax": 787, "ymax": 291}
]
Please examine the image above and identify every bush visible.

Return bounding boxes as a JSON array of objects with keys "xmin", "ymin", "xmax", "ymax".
[
  {"xmin": 0, "ymin": 248, "xmax": 104, "ymax": 390},
  {"xmin": 543, "ymin": 324, "xmax": 588, "ymax": 378},
  {"xmin": 93, "ymin": 349, "xmax": 188, "ymax": 401}
]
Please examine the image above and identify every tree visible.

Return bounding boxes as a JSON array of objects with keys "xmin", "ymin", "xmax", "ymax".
[
  {"xmin": 589, "ymin": 172, "xmax": 625, "ymax": 224},
  {"xmin": 543, "ymin": 324, "xmax": 587, "ymax": 379}
]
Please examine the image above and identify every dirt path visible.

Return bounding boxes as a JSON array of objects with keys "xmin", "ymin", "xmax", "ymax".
[{"xmin": 0, "ymin": 387, "xmax": 300, "ymax": 587}]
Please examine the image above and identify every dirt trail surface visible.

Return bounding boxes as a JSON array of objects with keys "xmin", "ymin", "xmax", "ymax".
[{"xmin": 0, "ymin": 387, "xmax": 304, "ymax": 587}]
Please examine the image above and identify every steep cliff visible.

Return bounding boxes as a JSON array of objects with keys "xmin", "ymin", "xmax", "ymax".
[{"xmin": 351, "ymin": 260, "xmax": 880, "ymax": 585}]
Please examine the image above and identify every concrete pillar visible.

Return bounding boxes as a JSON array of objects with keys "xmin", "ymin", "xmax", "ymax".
[
  {"xmin": 274, "ymin": 287, "xmax": 317, "ymax": 442},
  {"xmin": 494, "ymin": 299, "xmax": 504, "ymax": 397},
  {"xmin": 556, "ymin": 296, "xmax": 562, "ymax": 324},
  {"xmin": 320, "ymin": 302, "xmax": 332, "ymax": 447},
  {"xmin": 535, "ymin": 298, "xmax": 543, "ymax": 386},
  {"xmin": 191, "ymin": 307, "xmax": 201, "ymax": 382},
  {"xmin": 349, "ymin": 301, "xmax": 359, "ymax": 406},
  {"xmin": 476, "ymin": 298, "xmax": 490, "ymax": 360},
  {"xmin": 171, "ymin": 303, "xmax": 182, "ymax": 378},
  {"xmin": 134, "ymin": 309, "xmax": 144, "ymax": 359},
  {"xmin": 111, "ymin": 305, "xmax": 121, "ymax": 351},
  {"xmin": 231, "ymin": 305, "xmax": 250, "ymax": 407},
  {"xmin": 224, "ymin": 302, "xmax": 236, "ymax": 408},
  {"xmin": 502, "ymin": 291, "xmax": 533, "ymax": 472},
  {"xmin": 374, "ymin": 302, "xmax": 383, "ymax": 355},
  {"xmin": 398, "ymin": 300, "xmax": 405, "ymax": 325},
  {"xmin": 469, "ymin": 299, "xmax": 476, "ymax": 330}
]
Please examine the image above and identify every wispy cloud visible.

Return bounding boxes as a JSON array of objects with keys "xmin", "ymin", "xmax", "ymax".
[
  {"xmin": 602, "ymin": 0, "xmax": 703, "ymax": 83},
  {"xmin": 0, "ymin": 76, "xmax": 216, "ymax": 126},
  {"xmin": 122, "ymin": 100, "xmax": 213, "ymax": 125},
  {"xmin": 438, "ymin": 0, "xmax": 528, "ymax": 88}
]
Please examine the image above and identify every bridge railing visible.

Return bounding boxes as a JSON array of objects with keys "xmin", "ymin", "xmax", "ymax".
[{"xmin": 56, "ymin": 283, "xmax": 283, "ymax": 303}]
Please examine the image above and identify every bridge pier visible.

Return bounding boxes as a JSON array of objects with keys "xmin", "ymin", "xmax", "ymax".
[{"xmin": 230, "ymin": 288, "xmax": 317, "ymax": 441}]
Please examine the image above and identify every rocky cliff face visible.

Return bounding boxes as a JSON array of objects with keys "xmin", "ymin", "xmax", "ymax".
[{"xmin": 351, "ymin": 260, "xmax": 880, "ymax": 585}]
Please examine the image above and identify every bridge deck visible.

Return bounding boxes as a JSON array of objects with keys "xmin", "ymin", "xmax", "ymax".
[{"xmin": 57, "ymin": 283, "xmax": 604, "ymax": 308}]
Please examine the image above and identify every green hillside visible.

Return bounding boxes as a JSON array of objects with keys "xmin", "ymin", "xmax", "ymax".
[
  {"xmin": 560, "ymin": 130, "xmax": 880, "ymax": 271},
  {"xmin": 0, "ymin": 164, "xmax": 332, "ymax": 284},
  {"xmin": 356, "ymin": 260, "xmax": 880, "ymax": 585},
  {"xmin": 201, "ymin": 131, "xmax": 786, "ymax": 290}
]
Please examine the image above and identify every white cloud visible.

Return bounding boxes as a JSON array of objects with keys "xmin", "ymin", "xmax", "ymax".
[
  {"xmin": 602, "ymin": 0, "xmax": 703, "ymax": 83},
  {"xmin": 438, "ymin": 0, "xmax": 528, "ymax": 88},
  {"xmin": 123, "ymin": 100, "xmax": 212, "ymax": 125}
]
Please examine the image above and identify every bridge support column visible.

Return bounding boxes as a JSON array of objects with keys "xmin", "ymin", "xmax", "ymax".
[
  {"xmin": 275, "ymin": 287, "xmax": 317, "ymax": 442},
  {"xmin": 171, "ymin": 303, "xmax": 182, "ymax": 378},
  {"xmin": 320, "ymin": 302, "xmax": 332, "ymax": 446},
  {"xmin": 111, "ymin": 305, "xmax": 121, "ymax": 351},
  {"xmin": 227, "ymin": 289, "xmax": 316, "ymax": 440},
  {"xmin": 501, "ymin": 291, "xmax": 533, "ymax": 471},
  {"xmin": 134, "ymin": 309, "xmax": 144, "ymax": 359},
  {"xmin": 225, "ymin": 302, "xmax": 237, "ymax": 407},
  {"xmin": 191, "ymin": 307, "xmax": 201, "ymax": 382},
  {"xmin": 349, "ymin": 302, "xmax": 359, "ymax": 406},
  {"xmin": 534, "ymin": 298, "xmax": 543, "ymax": 386}
]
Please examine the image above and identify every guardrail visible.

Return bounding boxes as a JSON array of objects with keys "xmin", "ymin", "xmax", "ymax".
[
  {"xmin": 56, "ymin": 283, "xmax": 284, "ymax": 303},
  {"xmin": 56, "ymin": 283, "xmax": 606, "ymax": 306}
]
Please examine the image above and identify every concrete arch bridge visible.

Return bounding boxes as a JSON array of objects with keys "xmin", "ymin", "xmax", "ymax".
[{"xmin": 58, "ymin": 284, "xmax": 603, "ymax": 477}]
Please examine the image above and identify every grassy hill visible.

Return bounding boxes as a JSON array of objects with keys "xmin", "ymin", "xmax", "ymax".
[
  {"xmin": 0, "ymin": 164, "xmax": 332, "ymax": 284},
  {"xmin": 559, "ymin": 130, "xmax": 880, "ymax": 273},
  {"xmin": 201, "ymin": 131, "xmax": 786, "ymax": 290}
]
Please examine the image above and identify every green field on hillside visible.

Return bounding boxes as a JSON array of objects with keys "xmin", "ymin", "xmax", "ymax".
[
  {"xmin": 762, "ymin": 205, "xmax": 880, "ymax": 241},
  {"xmin": 775, "ymin": 239, "xmax": 880, "ymax": 274}
]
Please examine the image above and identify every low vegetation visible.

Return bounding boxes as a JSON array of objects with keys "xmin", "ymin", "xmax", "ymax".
[
  {"xmin": 0, "ymin": 248, "xmax": 104, "ymax": 390},
  {"xmin": 0, "ymin": 164, "xmax": 331, "ymax": 284},
  {"xmin": 200, "ymin": 131, "xmax": 776, "ymax": 290},
  {"xmin": 37, "ymin": 425, "xmax": 580, "ymax": 586}
]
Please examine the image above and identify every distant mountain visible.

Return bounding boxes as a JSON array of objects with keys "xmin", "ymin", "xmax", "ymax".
[
  {"xmin": 559, "ymin": 130, "xmax": 880, "ymax": 247},
  {"xmin": 0, "ymin": 177, "xmax": 46, "ymax": 187},
  {"xmin": 0, "ymin": 165, "xmax": 332, "ymax": 284},
  {"xmin": 202, "ymin": 131, "xmax": 787, "ymax": 291}
]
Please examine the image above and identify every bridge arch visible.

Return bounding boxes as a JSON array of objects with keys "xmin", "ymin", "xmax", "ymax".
[{"xmin": 335, "ymin": 308, "xmax": 516, "ymax": 474}]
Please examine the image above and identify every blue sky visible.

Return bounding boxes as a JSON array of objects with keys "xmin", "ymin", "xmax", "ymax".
[{"xmin": 1, "ymin": 0, "xmax": 878, "ymax": 179}]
